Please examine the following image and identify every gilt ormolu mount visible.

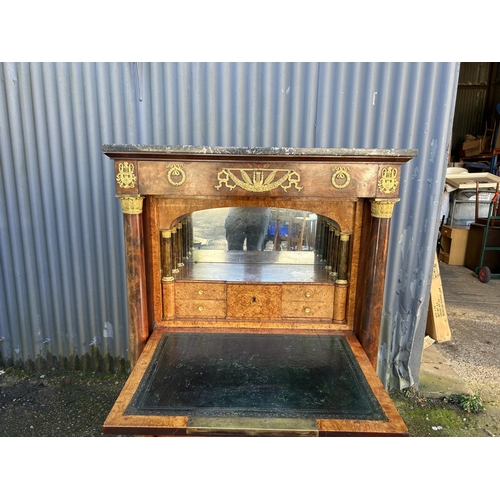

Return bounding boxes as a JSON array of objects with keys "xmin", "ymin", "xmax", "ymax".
[{"xmin": 102, "ymin": 145, "xmax": 417, "ymax": 436}]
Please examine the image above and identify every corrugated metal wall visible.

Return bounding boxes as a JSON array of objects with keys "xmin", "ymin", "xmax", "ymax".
[
  {"xmin": 0, "ymin": 62, "xmax": 459, "ymax": 388},
  {"xmin": 450, "ymin": 62, "xmax": 492, "ymax": 155},
  {"xmin": 487, "ymin": 63, "xmax": 500, "ymax": 125}
]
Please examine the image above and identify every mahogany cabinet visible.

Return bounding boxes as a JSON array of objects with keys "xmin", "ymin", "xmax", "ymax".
[{"xmin": 102, "ymin": 145, "xmax": 417, "ymax": 436}]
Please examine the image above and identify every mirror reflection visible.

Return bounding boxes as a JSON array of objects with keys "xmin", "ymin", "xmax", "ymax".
[{"xmin": 191, "ymin": 207, "xmax": 318, "ymax": 254}]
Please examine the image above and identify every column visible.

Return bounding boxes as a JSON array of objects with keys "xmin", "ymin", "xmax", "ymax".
[
  {"xmin": 325, "ymin": 224, "xmax": 334, "ymax": 270},
  {"xmin": 187, "ymin": 214, "xmax": 194, "ymax": 256},
  {"xmin": 333, "ymin": 233, "xmax": 350, "ymax": 322},
  {"xmin": 330, "ymin": 229, "xmax": 340, "ymax": 278},
  {"xmin": 116, "ymin": 195, "xmax": 148, "ymax": 368},
  {"xmin": 161, "ymin": 230, "xmax": 174, "ymax": 282},
  {"xmin": 161, "ymin": 230, "xmax": 175, "ymax": 319},
  {"xmin": 358, "ymin": 198, "xmax": 399, "ymax": 368},
  {"xmin": 182, "ymin": 219, "xmax": 189, "ymax": 261},
  {"xmin": 171, "ymin": 225, "xmax": 179, "ymax": 274},
  {"xmin": 176, "ymin": 222, "xmax": 184, "ymax": 269}
]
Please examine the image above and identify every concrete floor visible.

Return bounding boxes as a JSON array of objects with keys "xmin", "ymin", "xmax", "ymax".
[{"xmin": 418, "ymin": 260, "xmax": 500, "ymax": 434}]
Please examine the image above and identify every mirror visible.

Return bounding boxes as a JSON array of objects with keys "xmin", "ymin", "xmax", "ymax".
[
  {"xmin": 191, "ymin": 207, "xmax": 318, "ymax": 259},
  {"xmin": 162, "ymin": 207, "xmax": 345, "ymax": 282}
]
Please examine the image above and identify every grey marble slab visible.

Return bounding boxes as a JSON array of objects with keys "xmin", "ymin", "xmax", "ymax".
[{"xmin": 102, "ymin": 144, "xmax": 418, "ymax": 158}]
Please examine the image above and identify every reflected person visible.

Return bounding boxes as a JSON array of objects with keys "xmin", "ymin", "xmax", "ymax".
[{"xmin": 224, "ymin": 207, "xmax": 271, "ymax": 251}]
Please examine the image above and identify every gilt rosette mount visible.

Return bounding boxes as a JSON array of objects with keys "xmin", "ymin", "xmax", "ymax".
[
  {"xmin": 215, "ymin": 167, "xmax": 302, "ymax": 193},
  {"xmin": 331, "ymin": 166, "xmax": 352, "ymax": 189},
  {"xmin": 166, "ymin": 163, "xmax": 187, "ymax": 187}
]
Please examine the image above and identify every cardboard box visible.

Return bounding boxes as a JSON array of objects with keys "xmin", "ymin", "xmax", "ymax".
[
  {"xmin": 463, "ymin": 139, "xmax": 482, "ymax": 157},
  {"xmin": 462, "ymin": 122, "xmax": 495, "ymax": 157},
  {"xmin": 426, "ymin": 253, "xmax": 451, "ymax": 342}
]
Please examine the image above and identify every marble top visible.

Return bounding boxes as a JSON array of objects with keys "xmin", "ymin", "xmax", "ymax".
[{"xmin": 102, "ymin": 144, "xmax": 418, "ymax": 158}]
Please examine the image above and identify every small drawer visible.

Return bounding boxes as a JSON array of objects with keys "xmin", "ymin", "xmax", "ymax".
[
  {"xmin": 226, "ymin": 284, "xmax": 281, "ymax": 319},
  {"xmin": 441, "ymin": 226, "xmax": 452, "ymax": 238},
  {"xmin": 175, "ymin": 299, "xmax": 226, "ymax": 318},
  {"xmin": 282, "ymin": 301, "xmax": 334, "ymax": 319},
  {"xmin": 282, "ymin": 284, "xmax": 334, "ymax": 303},
  {"xmin": 175, "ymin": 282, "xmax": 226, "ymax": 301}
]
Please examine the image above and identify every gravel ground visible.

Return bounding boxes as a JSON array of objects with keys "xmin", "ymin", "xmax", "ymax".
[
  {"xmin": 437, "ymin": 307, "xmax": 500, "ymax": 400},
  {"xmin": 0, "ymin": 370, "xmax": 126, "ymax": 437},
  {"xmin": 430, "ymin": 262, "xmax": 500, "ymax": 436},
  {"xmin": 436, "ymin": 263, "xmax": 500, "ymax": 403}
]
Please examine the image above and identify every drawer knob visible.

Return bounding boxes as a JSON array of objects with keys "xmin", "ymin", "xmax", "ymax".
[
  {"xmin": 198, "ymin": 290, "xmax": 204, "ymax": 295},
  {"xmin": 304, "ymin": 307, "xmax": 311, "ymax": 313},
  {"xmin": 198, "ymin": 305, "xmax": 204, "ymax": 311},
  {"xmin": 305, "ymin": 291, "xmax": 312, "ymax": 298}
]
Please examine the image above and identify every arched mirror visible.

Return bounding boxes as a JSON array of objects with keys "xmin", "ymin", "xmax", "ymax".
[
  {"xmin": 191, "ymin": 206, "xmax": 320, "ymax": 257},
  {"xmin": 189, "ymin": 206, "xmax": 344, "ymax": 273},
  {"xmin": 162, "ymin": 206, "xmax": 347, "ymax": 284}
]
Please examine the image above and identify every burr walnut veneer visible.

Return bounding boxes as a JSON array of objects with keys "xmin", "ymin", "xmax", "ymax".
[{"xmin": 102, "ymin": 145, "xmax": 417, "ymax": 436}]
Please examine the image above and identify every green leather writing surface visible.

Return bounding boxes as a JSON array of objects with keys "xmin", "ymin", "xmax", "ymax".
[{"xmin": 126, "ymin": 333, "xmax": 386, "ymax": 421}]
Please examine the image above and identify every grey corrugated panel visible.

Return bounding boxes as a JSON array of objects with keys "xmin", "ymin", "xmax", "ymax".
[
  {"xmin": 337, "ymin": 61, "xmax": 452, "ymax": 387},
  {"xmin": 1, "ymin": 63, "xmax": 38, "ymax": 364},
  {"xmin": 0, "ymin": 62, "xmax": 130, "ymax": 368},
  {"xmin": 384, "ymin": 63, "xmax": 460, "ymax": 388},
  {"xmin": 140, "ymin": 62, "xmax": 322, "ymax": 148},
  {"xmin": 312, "ymin": 62, "xmax": 460, "ymax": 388},
  {"xmin": 0, "ymin": 62, "xmax": 459, "ymax": 390}
]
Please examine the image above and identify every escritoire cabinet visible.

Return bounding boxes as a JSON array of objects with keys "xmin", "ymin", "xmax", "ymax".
[{"xmin": 101, "ymin": 145, "xmax": 417, "ymax": 437}]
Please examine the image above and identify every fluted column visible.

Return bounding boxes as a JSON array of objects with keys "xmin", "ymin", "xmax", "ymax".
[
  {"xmin": 117, "ymin": 195, "xmax": 148, "ymax": 368},
  {"xmin": 359, "ymin": 198, "xmax": 399, "ymax": 368}
]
